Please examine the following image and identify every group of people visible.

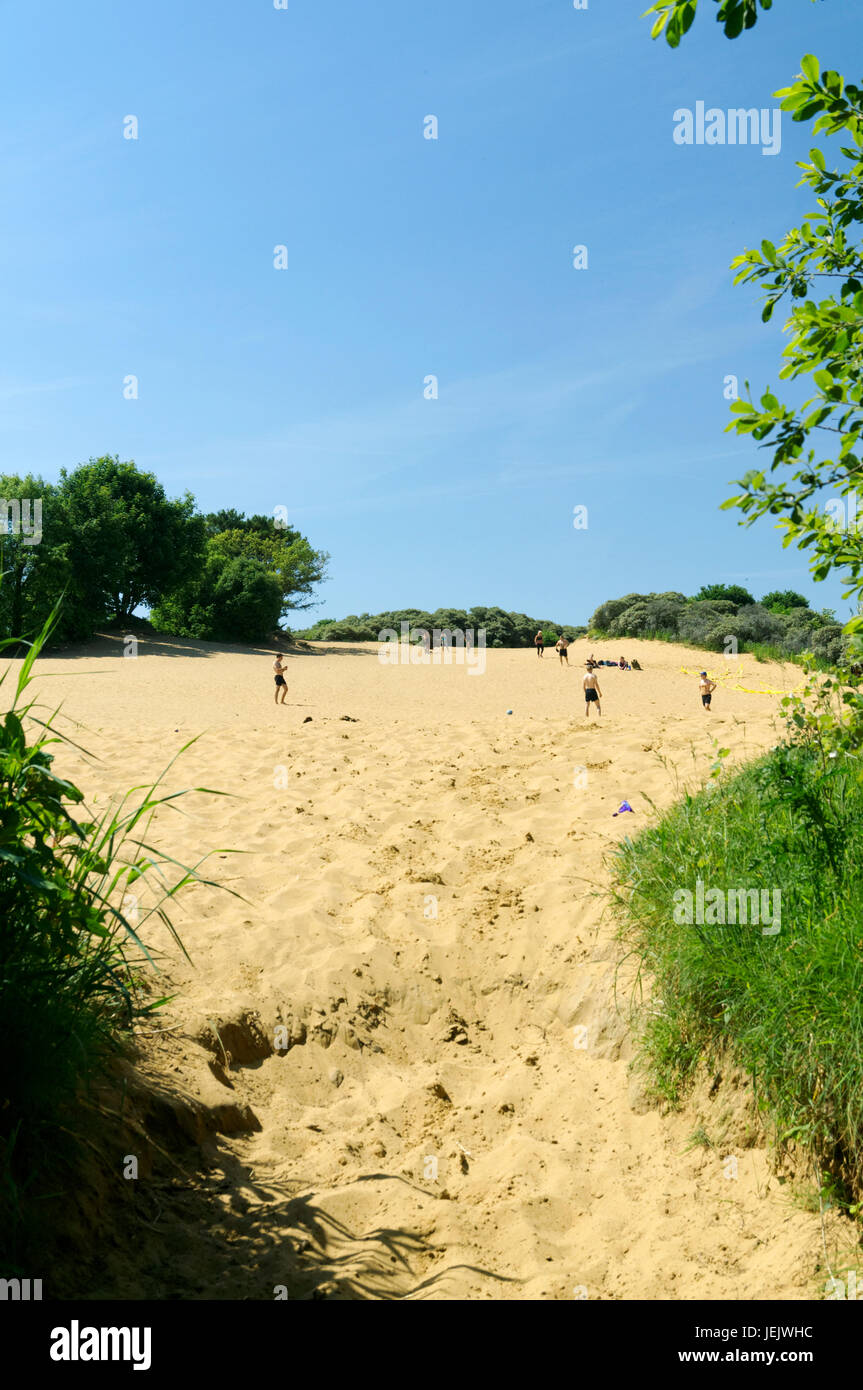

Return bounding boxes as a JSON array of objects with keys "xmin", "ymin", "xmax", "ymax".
[
  {"xmin": 532, "ymin": 633, "xmax": 607, "ymax": 716},
  {"xmin": 586, "ymin": 652, "xmax": 630, "ymax": 671},
  {"xmin": 533, "ymin": 633, "xmax": 630, "ymax": 671},
  {"xmin": 272, "ymin": 639, "xmax": 719, "ymax": 717},
  {"xmin": 531, "ymin": 631, "xmax": 717, "ymax": 717}
]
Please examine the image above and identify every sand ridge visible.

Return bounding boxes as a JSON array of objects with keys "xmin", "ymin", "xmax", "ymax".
[{"xmin": 8, "ymin": 634, "xmax": 833, "ymax": 1299}]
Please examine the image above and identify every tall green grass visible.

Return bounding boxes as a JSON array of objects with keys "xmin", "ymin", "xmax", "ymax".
[
  {"xmin": 611, "ymin": 742, "xmax": 863, "ymax": 1202},
  {"xmin": 0, "ymin": 613, "xmax": 234, "ymax": 1268}
]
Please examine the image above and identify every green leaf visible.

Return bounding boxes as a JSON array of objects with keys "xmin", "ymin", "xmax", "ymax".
[
  {"xmin": 796, "ymin": 99, "xmax": 827, "ymax": 121},
  {"xmin": 800, "ymin": 55, "xmax": 820, "ymax": 84}
]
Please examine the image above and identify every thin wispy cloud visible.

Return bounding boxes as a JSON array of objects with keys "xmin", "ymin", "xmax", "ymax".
[{"xmin": 0, "ymin": 376, "xmax": 99, "ymax": 403}]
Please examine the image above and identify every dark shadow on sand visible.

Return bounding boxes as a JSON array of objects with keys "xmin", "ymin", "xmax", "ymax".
[
  {"xmin": 33, "ymin": 1065, "xmax": 515, "ymax": 1302},
  {"xmin": 39, "ymin": 633, "xmax": 380, "ymax": 662}
]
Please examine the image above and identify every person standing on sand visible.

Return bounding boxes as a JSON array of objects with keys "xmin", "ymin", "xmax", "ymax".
[
  {"xmin": 583, "ymin": 663, "xmax": 602, "ymax": 717},
  {"xmin": 273, "ymin": 654, "xmax": 288, "ymax": 704},
  {"xmin": 534, "ymin": 630, "xmax": 544, "ymax": 658},
  {"xmin": 556, "ymin": 635, "xmax": 570, "ymax": 665},
  {"xmin": 699, "ymin": 671, "xmax": 716, "ymax": 712}
]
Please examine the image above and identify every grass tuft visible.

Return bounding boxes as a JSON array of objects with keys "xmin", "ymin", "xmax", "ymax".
[
  {"xmin": 611, "ymin": 741, "xmax": 863, "ymax": 1202},
  {"xmin": 0, "ymin": 608, "xmax": 237, "ymax": 1268}
]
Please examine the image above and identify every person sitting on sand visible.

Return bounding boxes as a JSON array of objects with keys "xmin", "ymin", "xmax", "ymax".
[
  {"xmin": 619, "ymin": 655, "xmax": 630, "ymax": 670},
  {"xmin": 556, "ymin": 635, "xmax": 570, "ymax": 665},
  {"xmin": 273, "ymin": 654, "xmax": 288, "ymax": 704},
  {"xmin": 583, "ymin": 663, "xmax": 602, "ymax": 718},
  {"xmin": 699, "ymin": 670, "xmax": 716, "ymax": 712},
  {"xmin": 586, "ymin": 652, "xmax": 596, "ymax": 671},
  {"xmin": 534, "ymin": 630, "xmax": 544, "ymax": 658}
]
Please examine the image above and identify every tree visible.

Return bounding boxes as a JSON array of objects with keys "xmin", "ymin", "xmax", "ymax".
[
  {"xmin": 151, "ymin": 548, "xmax": 284, "ymax": 642},
  {"xmin": 205, "ymin": 517, "xmax": 329, "ymax": 618},
  {"xmin": 693, "ymin": 583, "xmax": 755, "ymax": 608},
  {"xmin": 204, "ymin": 510, "xmax": 284, "ymax": 539},
  {"xmin": 152, "ymin": 511, "xmax": 328, "ymax": 642},
  {"xmin": 644, "ymin": 1, "xmax": 811, "ymax": 48},
  {"xmin": 0, "ymin": 476, "xmax": 82, "ymax": 642},
  {"xmin": 205, "ymin": 508, "xmax": 247, "ymax": 536},
  {"xmin": 208, "ymin": 555, "xmax": 283, "ymax": 641},
  {"xmin": 59, "ymin": 457, "xmax": 205, "ymax": 624},
  {"xmin": 761, "ymin": 589, "xmax": 811, "ymax": 613},
  {"xmin": 719, "ymin": 59, "xmax": 863, "ymax": 651}
]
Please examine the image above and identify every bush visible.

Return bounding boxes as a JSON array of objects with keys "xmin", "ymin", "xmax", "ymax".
[
  {"xmin": 0, "ymin": 615, "xmax": 231, "ymax": 1267},
  {"xmin": 608, "ymin": 603, "xmax": 650, "ymax": 637},
  {"xmin": 153, "ymin": 553, "xmax": 282, "ymax": 642},
  {"xmin": 295, "ymin": 608, "xmax": 583, "ymax": 647},
  {"xmin": 644, "ymin": 596, "xmax": 687, "ymax": 631},
  {"xmin": 612, "ymin": 742, "xmax": 863, "ymax": 1198},
  {"xmin": 588, "ymin": 587, "xmax": 847, "ymax": 671},
  {"xmin": 590, "ymin": 594, "xmax": 648, "ymax": 631},
  {"xmin": 693, "ymin": 583, "xmax": 756, "ymax": 609},
  {"xmin": 808, "ymin": 624, "xmax": 845, "ymax": 666},
  {"xmin": 761, "ymin": 589, "xmax": 810, "ymax": 615},
  {"xmin": 319, "ymin": 621, "xmax": 378, "ymax": 642},
  {"xmin": 720, "ymin": 603, "xmax": 784, "ymax": 648},
  {"xmin": 677, "ymin": 600, "xmax": 737, "ymax": 647}
]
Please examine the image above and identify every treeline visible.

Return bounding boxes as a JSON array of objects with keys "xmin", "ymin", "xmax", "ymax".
[
  {"xmin": 589, "ymin": 584, "xmax": 846, "ymax": 666},
  {"xmin": 0, "ymin": 457, "xmax": 328, "ymax": 644},
  {"xmin": 296, "ymin": 608, "xmax": 587, "ymax": 647}
]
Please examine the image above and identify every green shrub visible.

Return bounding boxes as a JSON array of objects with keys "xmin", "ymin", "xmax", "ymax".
[
  {"xmin": 693, "ymin": 583, "xmax": 756, "ymax": 609},
  {"xmin": 152, "ymin": 552, "xmax": 283, "ymax": 641},
  {"xmin": 762, "ymin": 590, "xmax": 811, "ymax": 615},
  {"xmin": 0, "ymin": 614, "xmax": 232, "ymax": 1267},
  {"xmin": 294, "ymin": 608, "xmax": 584, "ymax": 647},
  {"xmin": 589, "ymin": 588, "xmax": 841, "ymax": 670},
  {"xmin": 612, "ymin": 742, "xmax": 863, "ymax": 1199}
]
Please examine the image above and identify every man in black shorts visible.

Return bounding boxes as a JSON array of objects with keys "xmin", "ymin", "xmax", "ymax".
[
  {"xmin": 699, "ymin": 671, "xmax": 716, "ymax": 711},
  {"xmin": 583, "ymin": 664, "xmax": 602, "ymax": 717},
  {"xmin": 273, "ymin": 654, "xmax": 288, "ymax": 704}
]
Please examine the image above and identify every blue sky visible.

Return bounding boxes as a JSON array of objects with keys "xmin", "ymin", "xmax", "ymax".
[{"xmin": 0, "ymin": 0, "xmax": 859, "ymax": 625}]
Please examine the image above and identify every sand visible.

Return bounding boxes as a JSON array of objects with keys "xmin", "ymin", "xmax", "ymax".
[{"xmin": 6, "ymin": 632, "xmax": 838, "ymax": 1298}]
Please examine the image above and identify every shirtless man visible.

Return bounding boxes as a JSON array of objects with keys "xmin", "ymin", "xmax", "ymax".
[
  {"xmin": 699, "ymin": 671, "xmax": 716, "ymax": 712},
  {"xmin": 534, "ymin": 630, "xmax": 545, "ymax": 658},
  {"xmin": 273, "ymin": 653, "xmax": 288, "ymax": 704},
  {"xmin": 556, "ymin": 635, "xmax": 570, "ymax": 665},
  {"xmin": 583, "ymin": 663, "xmax": 601, "ymax": 717}
]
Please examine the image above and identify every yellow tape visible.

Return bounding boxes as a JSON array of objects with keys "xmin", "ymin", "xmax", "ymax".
[{"xmin": 679, "ymin": 666, "xmax": 806, "ymax": 696}]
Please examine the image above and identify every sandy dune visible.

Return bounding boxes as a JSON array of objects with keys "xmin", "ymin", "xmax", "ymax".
[{"xmin": 9, "ymin": 633, "xmax": 837, "ymax": 1299}]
